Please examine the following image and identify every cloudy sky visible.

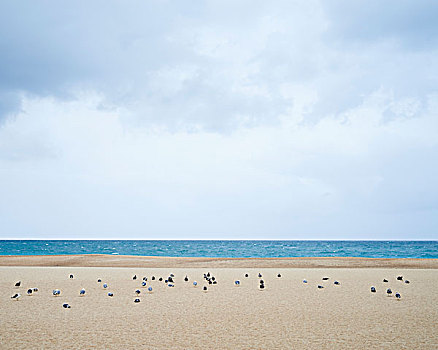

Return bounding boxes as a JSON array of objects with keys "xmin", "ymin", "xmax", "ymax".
[{"xmin": 0, "ymin": 1, "xmax": 437, "ymax": 239}]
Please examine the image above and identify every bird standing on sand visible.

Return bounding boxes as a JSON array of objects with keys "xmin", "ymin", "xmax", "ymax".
[
  {"xmin": 133, "ymin": 275, "xmax": 137, "ymax": 280},
  {"xmin": 69, "ymin": 274, "xmax": 74, "ymax": 279},
  {"xmin": 97, "ymin": 279, "xmax": 102, "ymax": 283},
  {"xmin": 397, "ymin": 276, "xmax": 403, "ymax": 281},
  {"xmin": 11, "ymin": 293, "xmax": 21, "ymax": 300},
  {"xmin": 370, "ymin": 287, "xmax": 376, "ymax": 293},
  {"xmin": 148, "ymin": 287, "xmax": 153, "ymax": 293},
  {"xmin": 142, "ymin": 281, "xmax": 147, "ymax": 287},
  {"xmin": 27, "ymin": 289, "xmax": 33, "ymax": 296},
  {"xmin": 203, "ymin": 286, "xmax": 208, "ymax": 292},
  {"xmin": 151, "ymin": 276, "xmax": 155, "ymax": 280},
  {"xmin": 53, "ymin": 289, "xmax": 61, "ymax": 296},
  {"xmin": 383, "ymin": 279, "xmax": 388, "ymax": 283},
  {"xmin": 258, "ymin": 273, "xmax": 262, "ymax": 278},
  {"xmin": 62, "ymin": 303, "xmax": 71, "ymax": 309},
  {"xmin": 108, "ymin": 292, "xmax": 114, "ymax": 297},
  {"xmin": 15, "ymin": 281, "xmax": 21, "ymax": 287},
  {"xmin": 334, "ymin": 281, "xmax": 340, "ymax": 285},
  {"xmin": 103, "ymin": 283, "xmax": 108, "ymax": 289},
  {"xmin": 245, "ymin": 274, "xmax": 249, "ymax": 278},
  {"xmin": 405, "ymin": 280, "xmax": 410, "ymax": 284},
  {"xmin": 134, "ymin": 298, "xmax": 140, "ymax": 303},
  {"xmin": 193, "ymin": 281, "xmax": 198, "ymax": 287},
  {"xmin": 33, "ymin": 288, "xmax": 38, "ymax": 292},
  {"xmin": 235, "ymin": 280, "xmax": 240, "ymax": 286},
  {"xmin": 303, "ymin": 279, "xmax": 308, "ymax": 284},
  {"xmin": 322, "ymin": 277, "xmax": 329, "ymax": 281},
  {"xmin": 387, "ymin": 288, "xmax": 392, "ymax": 296},
  {"xmin": 184, "ymin": 276, "xmax": 188, "ymax": 282},
  {"xmin": 277, "ymin": 274, "xmax": 281, "ymax": 278},
  {"xmin": 395, "ymin": 292, "xmax": 401, "ymax": 300},
  {"xmin": 135, "ymin": 289, "xmax": 141, "ymax": 296},
  {"xmin": 317, "ymin": 285, "xmax": 324, "ymax": 289},
  {"xmin": 80, "ymin": 289, "xmax": 86, "ymax": 296}
]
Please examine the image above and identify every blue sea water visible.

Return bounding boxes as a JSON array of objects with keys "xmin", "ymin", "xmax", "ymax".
[{"xmin": 0, "ymin": 240, "xmax": 437, "ymax": 259}]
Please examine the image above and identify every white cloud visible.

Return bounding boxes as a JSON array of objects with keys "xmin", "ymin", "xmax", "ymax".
[
  {"xmin": 0, "ymin": 89, "xmax": 436, "ymax": 238},
  {"xmin": 0, "ymin": 1, "xmax": 437, "ymax": 238}
]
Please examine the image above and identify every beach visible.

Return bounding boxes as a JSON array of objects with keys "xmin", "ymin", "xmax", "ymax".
[{"xmin": 1, "ymin": 256, "xmax": 437, "ymax": 349}]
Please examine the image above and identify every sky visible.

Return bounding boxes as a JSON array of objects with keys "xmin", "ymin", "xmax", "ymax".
[{"xmin": 0, "ymin": 0, "xmax": 437, "ymax": 239}]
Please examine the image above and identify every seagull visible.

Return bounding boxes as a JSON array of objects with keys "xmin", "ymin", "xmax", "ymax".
[
  {"xmin": 15, "ymin": 281, "xmax": 21, "ymax": 287},
  {"xmin": 334, "ymin": 281, "xmax": 340, "ymax": 285},
  {"xmin": 303, "ymin": 279, "xmax": 308, "ymax": 284},
  {"xmin": 234, "ymin": 280, "xmax": 240, "ymax": 286},
  {"xmin": 371, "ymin": 287, "xmax": 376, "ymax": 293},
  {"xmin": 397, "ymin": 276, "xmax": 403, "ymax": 281},
  {"xmin": 317, "ymin": 285, "xmax": 324, "ymax": 289},
  {"xmin": 135, "ymin": 289, "xmax": 141, "ymax": 295},
  {"xmin": 62, "ymin": 303, "xmax": 71, "ymax": 308},
  {"xmin": 395, "ymin": 292, "xmax": 401, "ymax": 300},
  {"xmin": 27, "ymin": 288, "xmax": 33, "ymax": 296},
  {"xmin": 148, "ymin": 286, "xmax": 153, "ymax": 293},
  {"xmin": 277, "ymin": 274, "xmax": 282, "ymax": 278},
  {"xmin": 103, "ymin": 283, "xmax": 108, "ymax": 289},
  {"xmin": 79, "ymin": 289, "xmax": 86, "ymax": 296},
  {"xmin": 133, "ymin": 275, "xmax": 137, "ymax": 280},
  {"xmin": 69, "ymin": 274, "xmax": 74, "ymax": 279},
  {"xmin": 108, "ymin": 292, "xmax": 114, "ymax": 297},
  {"xmin": 193, "ymin": 281, "xmax": 198, "ymax": 287},
  {"xmin": 184, "ymin": 276, "xmax": 188, "ymax": 282},
  {"xmin": 386, "ymin": 288, "xmax": 392, "ymax": 296},
  {"xmin": 52, "ymin": 289, "xmax": 61, "ymax": 296},
  {"xmin": 134, "ymin": 298, "xmax": 141, "ymax": 303},
  {"xmin": 11, "ymin": 293, "xmax": 21, "ymax": 300}
]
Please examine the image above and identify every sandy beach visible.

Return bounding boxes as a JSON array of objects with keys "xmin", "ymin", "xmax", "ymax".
[{"xmin": 1, "ymin": 256, "xmax": 437, "ymax": 349}]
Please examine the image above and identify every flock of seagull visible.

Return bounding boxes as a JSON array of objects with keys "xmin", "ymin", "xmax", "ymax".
[{"xmin": 10, "ymin": 272, "xmax": 408, "ymax": 307}]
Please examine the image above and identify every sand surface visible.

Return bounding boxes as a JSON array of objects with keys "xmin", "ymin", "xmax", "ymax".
[
  {"xmin": 1, "ymin": 260, "xmax": 437, "ymax": 349},
  {"xmin": 0, "ymin": 254, "xmax": 437, "ymax": 268}
]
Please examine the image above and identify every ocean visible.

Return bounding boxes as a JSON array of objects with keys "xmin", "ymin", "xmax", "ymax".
[{"xmin": 0, "ymin": 240, "xmax": 436, "ymax": 259}]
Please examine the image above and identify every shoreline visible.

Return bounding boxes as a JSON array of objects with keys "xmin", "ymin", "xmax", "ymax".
[{"xmin": 0, "ymin": 254, "xmax": 437, "ymax": 268}]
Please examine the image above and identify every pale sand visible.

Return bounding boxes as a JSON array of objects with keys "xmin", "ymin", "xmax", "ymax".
[{"xmin": 0, "ymin": 257, "xmax": 437, "ymax": 349}]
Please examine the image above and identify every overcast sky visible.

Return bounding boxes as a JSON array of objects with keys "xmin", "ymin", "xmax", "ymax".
[{"xmin": 0, "ymin": 1, "xmax": 437, "ymax": 239}]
